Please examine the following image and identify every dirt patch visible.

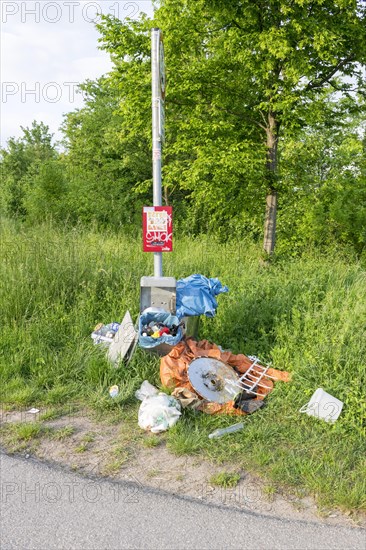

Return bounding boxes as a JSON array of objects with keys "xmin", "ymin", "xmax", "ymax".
[{"xmin": 0, "ymin": 408, "xmax": 364, "ymax": 528}]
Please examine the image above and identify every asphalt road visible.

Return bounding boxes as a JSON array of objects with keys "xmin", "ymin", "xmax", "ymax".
[{"xmin": 1, "ymin": 452, "xmax": 365, "ymax": 550}]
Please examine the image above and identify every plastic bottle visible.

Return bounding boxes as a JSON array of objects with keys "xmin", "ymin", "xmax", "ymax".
[{"xmin": 208, "ymin": 422, "xmax": 244, "ymax": 439}]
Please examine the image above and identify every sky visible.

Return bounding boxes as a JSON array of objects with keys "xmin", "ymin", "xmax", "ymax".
[{"xmin": 0, "ymin": 1, "xmax": 154, "ymax": 147}]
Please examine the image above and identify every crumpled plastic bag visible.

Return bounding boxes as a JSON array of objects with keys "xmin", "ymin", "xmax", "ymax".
[
  {"xmin": 135, "ymin": 380, "xmax": 181, "ymax": 433},
  {"xmin": 176, "ymin": 274, "xmax": 229, "ymax": 318},
  {"xmin": 135, "ymin": 380, "xmax": 159, "ymax": 400}
]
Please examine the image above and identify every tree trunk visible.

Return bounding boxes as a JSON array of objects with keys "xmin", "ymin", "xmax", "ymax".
[
  {"xmin": 263, "ymin": 191, "xmax": 277, "ymax": 254},
  {"xmin": 263, "ymin": 112, "xmax": 279, "ymax": 256}
]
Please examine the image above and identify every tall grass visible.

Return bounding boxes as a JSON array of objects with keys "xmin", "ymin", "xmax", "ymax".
[{"xmin": 1, "ymin": 218, "xmax": 365, "ymax": 510}]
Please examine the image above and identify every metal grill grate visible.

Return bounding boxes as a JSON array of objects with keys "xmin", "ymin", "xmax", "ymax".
[{"xmin": 225, "ymin": 356, "xmax": 276, "ymax": 397}]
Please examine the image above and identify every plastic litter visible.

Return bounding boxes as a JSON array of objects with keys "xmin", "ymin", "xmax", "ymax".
[
  {"xmin": 176, "ymin": 274, "xmax": 228, "ymax": 318},
  {"xmin": 208, "ymin": 422, "xmax": 244, "ymax": 439},
  {"xmin": 135, "ymin": 380, "xmax": 181, "ymax": 433},
  {"xmin": 226, "ymin": 356, "xmax": 276, "ymax": 397},
  {"xmin": 27, "ymin": 408, "xmax": 40, "ymax": 414},
  {"xmin": 109, "ymin": 385, "xmax": 119, "ymax": 398},
  {"xmin": 299, "ymin": 388, "xmax": 343, "ymax": 423},
  {"xmin": 135, "ymin": 380, "xmax": 159, "ymax": 400},
  {"xmin": 91, "ymin": 322, "xmax": 120, "ymax": 346},
  {"xmin": 140, "ymin": 320, "xmax": 184, "ymax": 338}
]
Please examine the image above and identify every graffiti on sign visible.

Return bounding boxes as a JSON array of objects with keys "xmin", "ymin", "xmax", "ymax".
[{"xmin": 143, "ymin": 206, "xmax": 173, "ymax": 252}]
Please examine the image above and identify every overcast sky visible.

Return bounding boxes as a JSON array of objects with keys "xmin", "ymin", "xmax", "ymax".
[{"xmin": 0, "ymin": 1, "xmax": 154, "ymax": 147}]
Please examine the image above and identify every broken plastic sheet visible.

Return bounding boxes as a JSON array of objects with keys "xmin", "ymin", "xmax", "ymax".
[{"xmin": 176, "ymin": 274, "xmax": 229, "ymax": 318}]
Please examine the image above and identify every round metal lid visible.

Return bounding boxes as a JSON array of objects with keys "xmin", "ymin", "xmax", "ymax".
[{"xmin": 188, "ymin": 357, "xmax": 239, "ymax": 404}]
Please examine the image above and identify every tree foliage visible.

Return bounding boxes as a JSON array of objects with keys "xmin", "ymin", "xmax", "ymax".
[
  {"xmin": 94, "ymin": 0, "xmax": 366, "ymax": 246},
  {"xmin": 1, "ymin": 2, "xmax": 365, "ymax": 256},
  {"xmin": 154, "ymin": 0, "xmax": 366, "ymax": 251},
  {"xmin": 60, "ymin": 76, "xmax": 151, "ymax": 227},
  {"xmin": 0, "ymin": 121, "xmax": 57, "ymax": 218},
  {"xmin": 278, "ymin": 99, "xmax": 366, "ymax": 253}
]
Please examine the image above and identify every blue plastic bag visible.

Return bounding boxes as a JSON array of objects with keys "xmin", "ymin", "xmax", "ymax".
[
  {"xmin": 176, "ymin": 274, "xmax": 229, "ymax": 318},
  {"xmin": 138, "ymin": 309, "xmax": 183, "ymax": 349}
]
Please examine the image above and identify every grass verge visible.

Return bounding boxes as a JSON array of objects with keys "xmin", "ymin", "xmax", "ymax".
[{"xmin": 0, "ymin": 219, "xmax": 365, "ymax": 511}]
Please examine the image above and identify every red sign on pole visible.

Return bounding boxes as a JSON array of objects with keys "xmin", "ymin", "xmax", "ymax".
[{"xmin": 143, "ymin": 206, "xmax": 173, "ymax": 252}]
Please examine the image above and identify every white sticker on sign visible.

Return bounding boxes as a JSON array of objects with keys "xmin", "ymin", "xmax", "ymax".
[{"xmin": 147, "ymin": 210, "xmax": 168, "ymax": 232}]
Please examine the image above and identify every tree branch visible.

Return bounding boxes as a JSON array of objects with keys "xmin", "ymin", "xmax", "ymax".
[
  {"xmin": 168, "ymin": 97, "xmax": 264, "ymax": 129},
  {"xmin": 305, "ymin": 55, "xmax": 356, "ymax": 91}
]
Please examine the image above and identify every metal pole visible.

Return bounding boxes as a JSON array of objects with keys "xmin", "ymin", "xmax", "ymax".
[{"xmin": 151, "ymin": 28, "xmax": 163, "ymax": 277}]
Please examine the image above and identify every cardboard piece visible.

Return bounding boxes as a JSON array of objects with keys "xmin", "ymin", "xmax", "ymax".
[{"xmin": 108, "ymin": 311, "xmax": 138, "ymax": 366}]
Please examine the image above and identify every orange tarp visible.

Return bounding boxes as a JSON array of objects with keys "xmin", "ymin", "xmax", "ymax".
[{"xmin": 160, "ymin": 338, "xmax": 291, "ymax": 415}]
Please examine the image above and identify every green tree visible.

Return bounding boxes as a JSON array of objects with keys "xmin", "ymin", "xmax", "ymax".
[
  {"xmin": 277, "ymin": 99, "xmax": 366, "ymax": 253},
  {"xmin": 24, "ymin": 160, "xmax": 68, "ymax": 224},
  {"xmin": 0, "ymin": 121, "xmax": 58, "ymax": 217},
  {"xmin": 94, "ymin": 1, "xmax": 366, "ymax": 246},
  {"xmin": 96, "ymin": 13, "xmax": 267, "ymax": 237},
  {"xmin": 61, "ymin": 76, "xmax": 151, "ymax": 226},
  {"xmin": 155, "ymin": 0, "xmax": 366, "ymax": 253}
]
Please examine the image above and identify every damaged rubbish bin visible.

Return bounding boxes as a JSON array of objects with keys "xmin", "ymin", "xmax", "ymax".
[
  {"xmin": 139, "ymin": 276, "xmax": 184, "ymax": 356},
  {"xmin": 182, "ymin": 315, "xmax": 200, "ymax": 340},
  {"xmin": 138, "ymin": 308, "xmax": 184, "ymax": 356},
  {"xmin": 138, "ymin": 273, "xmax": 229, "ymax": 355}
]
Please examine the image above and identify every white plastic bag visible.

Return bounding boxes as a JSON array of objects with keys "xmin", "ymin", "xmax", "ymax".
[
  {"xmin": 135, "ymin": 380, "xmax": 159, "ymax": 401},
  {"xmin": 135, "ymin": 380, "xmax": 181, "ymax": 433}
]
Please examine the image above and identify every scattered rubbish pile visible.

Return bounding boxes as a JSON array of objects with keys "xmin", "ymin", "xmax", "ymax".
[
  {"xmin": 138, "ymin": 308, "xmax": 184, "ymax": 351},
  {"xmin": 137, "ymin": 274, "xmax": 229, "ymax": 356},
  {"xmin": 90, "ymin": 272, "xmax": 343, "ymax": 434},
  {"xmin": 160, "ymin": 338, "xmax": 290, "ymax": 415},
  {"xmin": 91, "ymin": 311, "xmax": 138, "ymax": 366},
  {"xmin": 140, "ymin": 320, "xmax": 184, "ymax": 338},
  {"xmin": 91, "ymin": 274, "xmax": 229, "ymax": 361},
  {"xmin": 86, "ymin": 37, "xmax": 345, "ymax": 438}
]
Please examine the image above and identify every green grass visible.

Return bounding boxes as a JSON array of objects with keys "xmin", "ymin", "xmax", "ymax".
[
  {"xmin": 0, "ymin": 422, "xmax": 46, "ymax": 452},
  {"xmin": 81, "ymin": 432, "xmax": 96, "ymax": 444},
  {"xmin": 75, "ymin": 443, "xmax": 88, "ymax": 453},
  {"xmin": 209, "ymin": 472, "xmax": 241, "ymax": 488},
  {"xmin": 1, "ymin": 219, "xmax": 365, "ymax": 511},
  {"xmin": 8, "ymin": 422, "xmax": 43, "ymax": 441},
  {"xmin": 142, "ymin": 435, "xmax": 161, "ymax": 448},
  {"xmin": 49, "ymin": 426, "xmax": 75, "ymax": 441}
]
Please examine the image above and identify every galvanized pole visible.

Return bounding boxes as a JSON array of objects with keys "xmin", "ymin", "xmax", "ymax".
[{"xmin": 151, "ymin": 28, "xmax": 163, "ymax": 277}]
